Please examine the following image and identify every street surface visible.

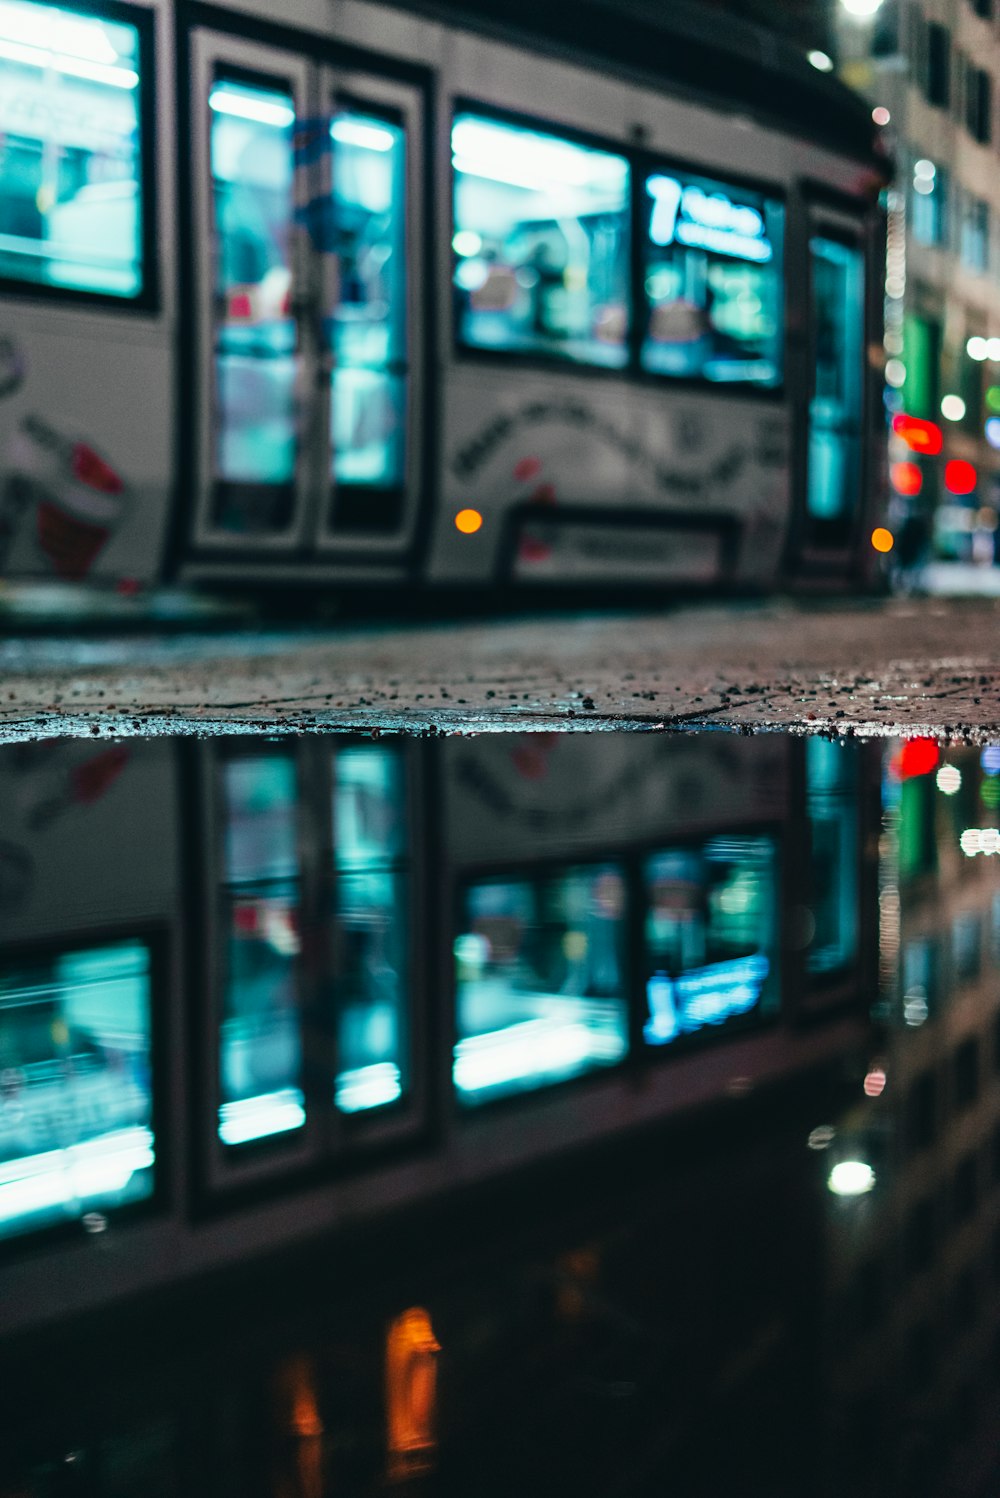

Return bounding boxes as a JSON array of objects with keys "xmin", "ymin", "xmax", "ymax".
[{"xmin": 1, "ymin": 596, "xmax": 999, "ymax": 741}]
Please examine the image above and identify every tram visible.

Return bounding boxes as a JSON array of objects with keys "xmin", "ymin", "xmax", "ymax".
[
  {"xmin": 0, "ymin": 731, "xmax": 879, "ymax": 1333},
  {"xmin": 0, "ymin": 0, "xmax": 889, "ymax": 609}
]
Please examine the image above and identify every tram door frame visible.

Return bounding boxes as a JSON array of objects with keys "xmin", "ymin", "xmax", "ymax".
[
  {"xmin": 188, "ymin": 29, "xmax": 425, "ymax": 566},
  {"xmin": 789, "ymin": 191, "xmax": 876, "ymax": 584},
  {"xmin": 192, "ymin": 736, "xmax": 429, "ymax": 1204}
]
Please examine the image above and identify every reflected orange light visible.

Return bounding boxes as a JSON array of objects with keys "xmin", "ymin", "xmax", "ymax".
[
  {"xmin": 455, "ymin": 507, "xmax": 483, "ymax": 534},
  {"xmin": 890, "ymin": 461, "xmax": 921, "ymax": 497},
  {"xmin": 891, "ymin": 412, "xmax": 943, "ymax": 454},
  {"xmin": 386, "ymin": 1308, "xmax": 440, "ymax": 1482},
  {"xmin": 871, "ymin": 527, "xmax": 894, "ymax": 553},
  {"xmin": 945, "ymin": 459, "xmax": 977, "ymax": 495}
]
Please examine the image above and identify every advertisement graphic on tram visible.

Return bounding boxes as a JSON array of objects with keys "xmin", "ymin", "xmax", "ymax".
[{"xmin": 0, "ymin": 0, "xmax": 887, "ymax": 608}]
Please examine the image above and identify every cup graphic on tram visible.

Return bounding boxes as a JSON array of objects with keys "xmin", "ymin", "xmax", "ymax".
[{"xmin": 0, "ymin": 413, "xmax": 127, "ymax": 581}]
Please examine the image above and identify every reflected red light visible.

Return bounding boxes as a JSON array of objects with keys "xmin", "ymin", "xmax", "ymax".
[
  {"xmin": 945, "ymin": 459, "xmax": 977, "ymax": 495},
  {"xmin": 890, "ymin": 461, "xmax": 922, "ymax": 496},
  {"xmin": 891, "ymin": 413, "xmax": 943, "ymax": 454},
  {"xmin": 894, "ymin": 738, "xmax": 941, "ymax": 780}
]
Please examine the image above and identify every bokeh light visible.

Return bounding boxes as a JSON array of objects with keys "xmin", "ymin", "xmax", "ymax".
[{"xmin": 454, "ymin": 508, "xmax": 484, "ymax": 535}]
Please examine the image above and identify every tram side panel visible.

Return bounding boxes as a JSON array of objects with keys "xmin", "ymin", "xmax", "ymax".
[{"xmin": 0, "ymin": 0, "xmax": 176, "ymax": 592}]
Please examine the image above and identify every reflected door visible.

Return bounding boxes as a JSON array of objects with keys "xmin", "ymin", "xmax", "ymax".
[
  {"xmin": 192, "ymin": 34, "xmax": 312, "ymax": 550},
  {"xmin": 805, "ymin": 225, "xmax": 865, "ymax": 552}
]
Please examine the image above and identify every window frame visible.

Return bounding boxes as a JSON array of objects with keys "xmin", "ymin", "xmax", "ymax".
[
  {"xmin": 449, "ymin": 97, "xmax": 788, "ymax": 401},
  {"xmin": 0, "ymin": 922, "xmax": 169, "ymax": 1259},
  {"xmin": 0, "ymin": 0, "xmax": 160, "ymax": 315}
]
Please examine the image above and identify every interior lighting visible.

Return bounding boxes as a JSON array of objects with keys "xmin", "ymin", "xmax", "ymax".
[
  {"xmin": 863, "ymin": 1068, "xmax": 886, "ymax": 1097},
  {"xmin": 986, "ymin": 419, "xmax": 1000, "ymax": 449},
  {"xmin": 454, "ymin": 508, "xmax": 483, "ymax": 534},
  {"xmin": 871, "ymin": 526, "xmax": 894, "ymax": 553},
  {"xmin": 990, "ymin": 338, "xmax": 1000, "ymax": 361},
  {"xmin": 936, "ymin": 764, "xmax": 962, "ymax": 794},
  {"xmin": 872, "ymin": 106, "xmax": 891, "ymax": 125},
  {"xmin": 0, "ymin": 35, "xmax": 137, "ymax": 85},
  {"xmin": 839, "ymin": 0, "xmax": 884, "ymax": 15},
  {"xmin": 890, "ymin": 461, "xmax": 921, "ymax": 496},
  {"xmin": 891, "ymin": 413, "xmax": 942, "ymax": 453},
  {"xmin": 912, "ymin": 177, "xmax": 934, "ymax": 196},
  {"xmin": 451, "ymin": 230, "xmax": 482, "ymax": 257},
  {"xmin": 808, "ymin": 49, "xmax": 834, "ymax": 71},
  {"xmin": 914, "ymin": 159, "xmax": 935, "ymax": 180},
  {"xmin": 0, "ymin": 1, "xmax": 117, "ymax": 61},
  {"xmin": 828, "ymin": 1160, "xmax": 875, "ymax": 1196},
  {"xmin": 945, "ymin": 459, "xmax": 977, "ymax": 495},
  {"xmin": 209, "ymin": 86, "xmax": 294, "ymax": 128},
  {"xmin": 885, "ymin": 359, "xmax": 905, "ymax": 387},
  {"xmin": 961, "ymin": 828, "xmax": 1000, "ymax": 857},
  {"xmin": 941, "ymin": 394, "xmax": 965, "ymax": 421},
  {"xmin": 967, "ymin": 336, "xmax": 989, "ymax": 360},
  {"xmin": 330, "ymin": 117, "xmax": 395, "ymax": 151}
]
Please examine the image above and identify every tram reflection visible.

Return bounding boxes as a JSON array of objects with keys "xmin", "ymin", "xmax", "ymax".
[{"xmin": 0, "ymin": 731, "xmax": 998, "ymax": 1497}]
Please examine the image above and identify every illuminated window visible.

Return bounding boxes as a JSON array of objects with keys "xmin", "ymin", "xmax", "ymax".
[
  {"xmin": 960, "ymin": 194, "xmax": 990, "ymax": 273},
  {"xmin": 808, "ymin": 235, "xmax": 864, "ymax": 525},
  {"xmin": 452, "ymin": 113, "xmax": 630, "ymax": 368},
  {"xmin": 454, "ymin": 864, "xmax": 629, "ymax": 1104},
  {"xmin": 643, "ymin": 835, "xmax": 778, "ymax": 1047},
  {"xmin": 331, "ymin": 745, "xmax": 409, "ymax": 1114},
  {"xmin": 640, "ymin": 168, "xmax": 783, "ymax": 386},
  {"xmin": 209, "ymin": 77, "xmax": 299, "ymax": 531},
  {"xmin": 805, "ymin": 738, "xmax": 859, "ymax": 979},
  {"xmin": 217, "ymin": 753, "xmax": 306, "ymax": 1147},
  {"xmin": 0, "ymin": 0, "xmax": 146, "ymax": 299},
  {"xmin": 0, "ymin": 939, "xmax": 154, "ymax": 1239},
  {"xmin": 328, "ymin": 108, "xmax": 408, "ymax": 523}
]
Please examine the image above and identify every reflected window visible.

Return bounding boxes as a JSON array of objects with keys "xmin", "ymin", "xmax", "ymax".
[
  {"xmin": 454, "ymin": 864, "xmax": 629, "ymax": 1105},
  {"xmin": 328, "ymin": 109, "xmax": 408, "ymax": 526},
  {"xmin": 217, "ymin": 754, "xmax": 305, "ymax": 1147},
  {"xmin": 0, "ymin": 1, "xmax": 144, "ymax": 298},
  {"xmin": 452, "ymin": 113, "xmax": 630, "ymax": 367},
  {"xmin": 208, "ymin": 77, "xmax": 299, "ymax": 532},
  {"xmin": 952, "ymin": 912, "xmax": 982, "ymax": 984},
  {"xmin": 332, "ymin": 745, "xmax": 409, "ymax": 1113},
  {"xmin": 806, "ymin": 738, "xmax": 859, "ymax": 978},
  {"xmin": 0, "ymin": 940, "xmax": 154, "ymax": 1239},
  {"xmin": 643, "ymin": 835, "xmax": 778, "ymax": 1046},
  {"xmin": 640, "ymin": 169, "xmax": 783, "ymax": 385},
  {"xmin": 807, "ymin": 235, "xmax": 864, "ymax": 528}
]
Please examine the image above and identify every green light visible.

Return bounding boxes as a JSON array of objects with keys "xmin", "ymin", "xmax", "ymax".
[
  {"xmin": 986, "ymin": 386, "xmax": 1000, "ymax": 414},
  {"xmin": 980, "ymin": 777, "xmax": 1000, "ymax": 809}
]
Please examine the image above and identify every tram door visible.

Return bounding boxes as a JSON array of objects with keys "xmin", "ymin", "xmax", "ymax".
[
  {"xmin": 188, "ymin": 32, "xmax": 423, "ymax": 567},
  {"xmin": 795, "ymin": 205, "xmax": 869, "ymax": 577}
]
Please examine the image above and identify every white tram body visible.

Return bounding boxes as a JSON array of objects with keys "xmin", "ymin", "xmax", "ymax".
[
  {"xmin": 0, "ymin": 0, "xmax": 888, "ymax": 605},
  {"xmin": 0, "ymin": 732, "xmax": 877, "ymax": 1333}
]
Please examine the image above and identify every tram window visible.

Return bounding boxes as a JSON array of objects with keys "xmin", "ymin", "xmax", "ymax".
[
  {"xmin": 805, "ymin": 738, "xmax": 859, "ymax": 979},
  {"xmin": 332, "ymin": 746, "xmax": 409, "ymax": 1114},
  {"xmin": 453, "ymin": 865, "xmax": 629, "ymax": 1105},
  {"xmin": 0, "ymin": 1, "xmax": 144, "ymax": 298},
  {"xmin": 643, "ymin": 835, "xmax": 778, "ymax": 1047},
  {"xmin": 451, "ymin": 113, "xmax": 630, "ymax": 368},
  {"xmin": 640, "ymin": 169, "xmax": 783, "ymax": 386},
  {"xmin": 217, "ymin": 755, "xmax": 306, "ymax": 1147},
  {"xmin": 208, "ymin": 78, "xmax": 299, "ymax": 533},
  {"xmin": 0, "ymin": 939, "xmax": 154, "ymax": 1240},
  {"xmin": 328, "ymin": 110, "xmax": 408, "ymax": 511},
  {"xmin": 807, "ymin": 235, "xmax": 864, "ymax": 527}
]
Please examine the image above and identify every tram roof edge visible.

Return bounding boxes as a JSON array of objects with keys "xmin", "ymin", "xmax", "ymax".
[{"xmin": 389, "ymin": 0, "xmax": 890, "ymax": 175}]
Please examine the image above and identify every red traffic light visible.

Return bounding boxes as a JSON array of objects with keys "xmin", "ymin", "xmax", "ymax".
[
  {"xmin": 944, "ymin": 459, "xmax": 977, "ymax": 495},
  {"xmin": 891, "ymin": 413, "xmax": 943, "ymax": 455}
]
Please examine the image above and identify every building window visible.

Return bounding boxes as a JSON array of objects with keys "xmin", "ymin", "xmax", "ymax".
[
  {"xmin": 905, "ymin": 1196, "xmax": 936, "ymax": 1276},
  {"xmin": 953, "ymin": 1151, "xmax": 979, "ymax": 1223},
  {"xmin": 972, "ymin": 0, "xmax": 993, "ymax": 20},
  {"xmin": 925, "ymin": 21, "xmax": 952, "ymax": 108},
  {"xmin": 954, "ymin": 1035, "xmax": 980, "ymax": 1110},
  {"xmin": 960, "ymin": 195, "xmax": 990, "ymax": 272},
  {"xmin": 906, "ymin": 1068, "xmax": 938, "ymax": 1152},
  {"xmin": 0, "ymin": 0, "xmax": 146, "ymax": 299},
  {"xmin": 452, "ymin": 113, "xmax": 630, "ymax": 368},
  {"xmin": 454, "ymin": 864, "xmax": 630, "ymax": 1105},
  {"xmin": 911, "ymin": 161, "xmax": 949, "ymax": 247},
  {"xmin": 0, "ymin": 939, "xmax": 155, "ymax": 1240},
  {"xmin": 639, "ymin": 167, "xmax": 784, "ymax": 387},
  {"xmin": 965, "ymin": 63, "xmax": 992, "ymax": 143},
  {"xmin": 805, "ymin": 737, "xmax": 859, "ymax": 978},
  {"xmin": 952, "ymin": 912, "xmax": 982, "ymax": 983}
]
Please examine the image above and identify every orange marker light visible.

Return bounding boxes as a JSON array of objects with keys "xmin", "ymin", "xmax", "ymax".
[
  {"xmin": 871, "ymin": 527, "xmax": 894, "ymax": 553},
  {"xmin": 454, "ymin": 507, "xmax": 483, "ymax": 535}
]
